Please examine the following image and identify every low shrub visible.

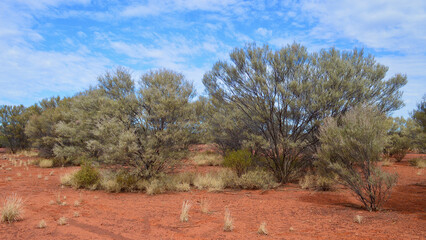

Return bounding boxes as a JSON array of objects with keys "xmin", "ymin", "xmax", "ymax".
[
  {"xmin": 299, "ymin": 172, "xmax": 335, "ymax": 191},
  {"xmin": 1, "ymin": 194, "xmax": 24, "ymax": 223},
  {"xmin": 39, "ymin": 159, "xmax": 53, "ymax": 168},
  {"xmin": 72, "ymin": 164, "xmax": 100, "ymax": 189},
  {"xmin": 223, "ymin": 149, "xmax": 252, "ymax": 177},
  {"xmin": 409, "ymin": 158, "xmax": 426, "ymax": 168},
  {"xmin": 237, "ymin": 169, "xmax": 277, "ymax": 190},
  {"xmin": 194, "ymin": 172, "xmax": 225, "ymax": 191}
]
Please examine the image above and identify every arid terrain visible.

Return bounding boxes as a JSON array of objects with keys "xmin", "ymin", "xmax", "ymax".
[{"xmin": 0, "ymin": 147, "xmax": 425, "ymax": 240}]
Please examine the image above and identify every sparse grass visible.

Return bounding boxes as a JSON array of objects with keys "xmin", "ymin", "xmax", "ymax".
[
  {"xmin": 6, "ymin": 177, "xmax": 12, "ymax": 182},
  {"xmin": 16, "ymin": 150, "xmax": 38, "ymax": 157},
  {"xmin": 409, "ymin": 158, "xmax": 426, "ymax": 168},
  {"xmin": 49, "ymin": 200, "xmax": 55, "ymax": 205},
  {"xmin": 57, "ymin": 217, "xmax": 67, "ymax": 225},
  {"xmin": 191, "ymin": 152, "xmax": 223, "ymax": 166},
  {"xmin": 60, "ymin": 171, "xmax": 77, "ymax": 187},
  {"xmin": 194, "ymin": 172, "xmax": 225, "ymax": 191},
  {"xmin": 200, "ymin": 198, "xmax": 210, "ymax": 214},
  {"xmin": 1, "ymin": 194, "xmax": 24, "ymax": 223},
  {"xmin": 73, "ymin": 211, "xmax": 80, "ymax": 217},
  {"xmin": 39, "ymin": 159, "xmax": 53, "ymax": 168},
  {"xmin": 38, "ymin": 220, "xmax": 47, "ymax": 229},
  {"xmin": 180, "ymin": 200, "xmax": 192, "ymax": 222},
  {"xmin": 223, "ymin": 208, "xmax": 233, "ymax": 232},
  {"xmin": 353, "ymin": 215, "xmax": 363, "ymax": 224},
  {"xmin": 74, "ymin": 200, "xmax": 81, "ymax": 207},
  {"xmin": 417, "ymin": 169, "xmax": 423, "ymax": 175},
  {"xmin": 381, "ymin": 158, "xmax": 393, "ymax": 167},
  {"xmin": 237, "ymin": 169, "xmax": 278, "ymax": 190},
  {"xmin": 16, "ymin": 172, "xmax": 22, "ymax": 177},
  {"xmin": 37, "ymin": 174, "xmax": 42, "ymax": 179},
  {"xmin": 299, "ymin": 172, "xmax": 335, "ymax": 191},
  {"xmin": 44, "ymin": 176, "xmax": 49, "ymax": 181},
  {"xmin": 258, "ymin": 222, "xmax": 268, "ymax": 235}
]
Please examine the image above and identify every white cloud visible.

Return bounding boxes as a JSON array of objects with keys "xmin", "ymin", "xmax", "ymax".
[
  {"xmin": 255, "ymin": 27, "xmax": 272, "ymax": 37},
  {"xmin": 301, "ymin": 0, "xmax": 426, "ymax": 53}
]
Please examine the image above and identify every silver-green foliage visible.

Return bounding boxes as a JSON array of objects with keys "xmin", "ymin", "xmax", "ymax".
[
  {"xmin": 318, "ymin": 105, "xmax": 398, "ymax": 211},
  {"xmin": 54, "ymin": 67, "xmax": 195, "ymax": 178},
  {"xmin": 203, "ymin": 43, "xmax": 406, "ymax": 183}
]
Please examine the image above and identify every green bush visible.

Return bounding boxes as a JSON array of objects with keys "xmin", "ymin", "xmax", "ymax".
[
  {"xmin": 318, "ymin": 105, "xmax": 398, "ymax": 211},
  {"xmin": 223, "ymin": 149, "xmax": 252, "ymax": 177},
  {"xmin": 73, "ymin": 164, "xmax": 100, "ymax": 189},
  {"xmin": 237, "ymin": 169, "xmax": 277, "ymax": 190}
]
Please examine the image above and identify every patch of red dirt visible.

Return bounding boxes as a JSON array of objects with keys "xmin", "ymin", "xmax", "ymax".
[{"xmin": 0, "ymin": 150, "xmax": 424, "ymax": 239}]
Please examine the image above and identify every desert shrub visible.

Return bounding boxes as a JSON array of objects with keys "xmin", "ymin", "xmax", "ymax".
[
  {"xmin": 0, "ymin": 105, "xmax": 31, "ymax": 153},
  {"xmin": 318, "ymin": 105, "xmax": 398, "ymax": 211},
  {"xmin": 299, "ymin": 171, "xmax": 336, "ymax": 191},
  {"xmin": 385, "ymin": 117, "xmax": 411, "ymax": 162},
  {"xmin": 191, "ymin": 152, "xmax": 223, "ymax": 166},
  {"xmin": 1, "ymin": 194, "xmax": 24, "ymax": 223},
  {"xmin": 72, "ymin": 164, "xmax": 100, "ymax": 189},
  {"xmin": 204, "ymin": 44, "xmax": 406, "ymax": 183},
  {"xmin": 115, "ymin": 171, "xmax": 139, "ymax": 192},
  {"xmin": 409, "ymin": 158, "xmax": 426, "ymax": 168},
  {"xmin": 194, "ymin": 172, "xmax": 225, "ymax": 191},
  {"xmin": 39, "ymin": 159, "xmax": 53, "ymax": 168},
  {"xmin": 60, "ymin": 171, "xmax": 77, "ymax": 187},
  {"xmin": 237, "ymin": 169, "xmax": 277, "ymax": 190},
  {"xmin": 223, "ymin": 149, "xmax": 252, "ymax": 177}
]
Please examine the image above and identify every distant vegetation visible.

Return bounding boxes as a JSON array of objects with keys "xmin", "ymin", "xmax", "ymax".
[{"xmin": 1, "ymin": 42, "xmax": 425, "ymax": 211}]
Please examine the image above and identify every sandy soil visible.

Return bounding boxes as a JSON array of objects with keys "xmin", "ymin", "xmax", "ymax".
[{"xmin": 0, "ymin": 148, "xmax": 425, "ymax": 240}]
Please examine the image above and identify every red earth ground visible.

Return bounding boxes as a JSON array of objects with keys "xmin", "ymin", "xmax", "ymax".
[{"xmin": 0, "ymin": 147, "xmax": 425, "ymax": 240}]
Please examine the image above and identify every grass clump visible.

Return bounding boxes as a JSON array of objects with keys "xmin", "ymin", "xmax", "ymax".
[
  {"xmin": 409, "ymin": 158, "xmax": 426, "ymax": 168},
  {"xmin": 194, "ymin": 172, "xmax": 225, "ymax": 191},
  {"xmin": 237, "ymin": 169, "xmax": 277, "ymax": 190},
  {"xmin": 223, "ymin": 208, "xmax": 233, "ymax": 232},
  {"xmin": 299, "ymin": 172, "xmax": 335, "ymax": 191},
  {"xmin": 1, "ymin": 194, "xmax": 24, "ymax": 223},
  {"xmin": 38, "ymin": 220, "xmax": 47, "ymax": 228},
  {"xmin": 180, "ymin": 200, "xmax": 192, "ymax": 222},
  {"xmin": 353, "ymin": 215, "xmax": 363, "ymax": 224},
  {"xmin": 57, "ymin": 217, "xmax": 67, "ymax": 225},
  {"xmin": 39, "ymin": 159, "xmax": 53, "ymax": 168},
  {"xmin": 258, "ymin": 222, "xmax": 268, "ymax": 235},
  {"xmin": 191, "ymin": 151, "xmax": 223, "ymax": 166}
]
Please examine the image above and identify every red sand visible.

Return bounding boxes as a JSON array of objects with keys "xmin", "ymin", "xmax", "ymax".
[{"xmin": 0, "ymin": 150, "xmax": 424, "ymax": 240}]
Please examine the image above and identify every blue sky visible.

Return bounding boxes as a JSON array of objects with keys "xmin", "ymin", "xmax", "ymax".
[{"xmin": 0, "ymin": 0, "xmax": 425, "ymax": 117}]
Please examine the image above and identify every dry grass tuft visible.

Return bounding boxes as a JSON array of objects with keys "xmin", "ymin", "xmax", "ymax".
[
  {"xmin": 39, "ymin": 159, "xmax": 53, "ymax": 168},
  {"xmin": 74, "ymin": 200, "xmax": 81, "ymax": 207},
  {"xmin": 6, "ymin": 177, "xmax": 12, "ymax": 182},
  {"xmin": 258, "ymin": 221, "xmax": 268, "ymax": 235},
  {"xmin": 223, "ymin": 208, "xmax": 233, "ymax": 232},
  {"xmin": 353, "ymin": 215, "xmax": 363, "ymax": 224},
  {"xmin": 409, "ymin": 158, "xmax": 426, "ymax": 168},
  {"xmin": 73, "ymin": 211, "xmax": 80, "ymax": 217},
  {"xmin": 37, "ymin": 174, "xmax": 42, "ymax": 179},
  {"xmin": 1, "ymin": 194, "xmax": 24, "ymax": 223},
  {"xmin": 200, "ymin": 198, "xmax": 210, "ymax": 214},
  {"xmin": 16, "ymin": 172, "xmax": 22, "ymax": 177},
  {"xmin": 49, "ymin": 171, "xmax": 55, "ymax": 176},
  {"xmin": 44, "ymin": 176, "xmax": 49, "ymax": 181},
  {"xmin": 180, "ymin": 200, "xmax": 192, "ymax": 222},
  {"xmin": 38, "ymin": 220, "xmax": 47, "ymax": 229},
  {"xmin": 57, "ymin": 217, "xmax": 67, "ymax": 225},
  {"xmin": 191, "ymin": 152, "xmax": 223, "ymax": 166},
  {"xmin": 381, "ymin": 158, "xmax": 393, "ymax": 167},
  {"xmin": 194, "ymin": 172, "xmax": 225, "ymax": 191}
]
